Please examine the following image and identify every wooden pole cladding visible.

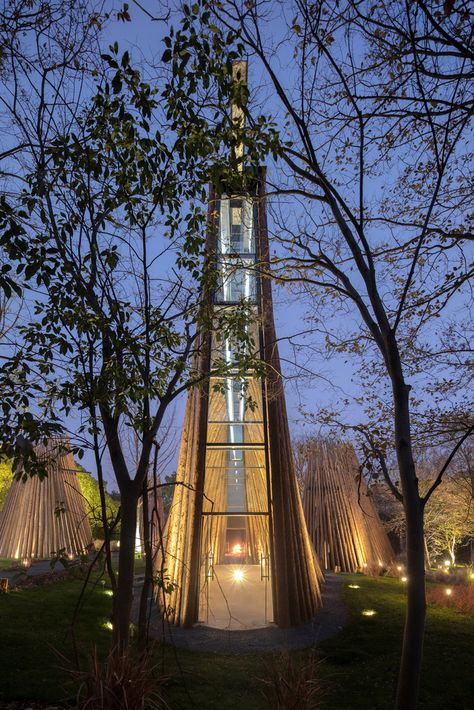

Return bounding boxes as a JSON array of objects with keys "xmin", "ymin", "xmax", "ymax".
[
  {"xmin": 0, "ymin": 439, "xmax": 92, "ymax": 559},
  {"xmin": 156, "ymin": 61, "xmax": 322, "ymax": 629},
  {"xmin": 256, "ymin": 169, "xmax": 322, "ymax": 626},
  {"xmin": 157, "ymin": 175, "xmax": 322, "ymax": 628},
  {"xmin": 299, "ymin": 438, "xmax": 394, "ymax": 573}
]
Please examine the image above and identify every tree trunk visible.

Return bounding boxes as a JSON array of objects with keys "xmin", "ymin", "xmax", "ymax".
[
  {"xmin": 396, "ymin": 495, "xmax": 426, "ymax": 710},
  {"xmin": 113, "ymin": 491, "xmax": 138, "ymax": 649},
  {"xmin": 391, "ymin": 374, "xmax": 426, "ymax": 710},
  {"xmin": 449, "ymin": 540, "xmax": 456, "ymax": 567},
  {"xmin": 423, "ymin": 535, "xmax": 431, "ymax": 570},
  {"xmin": 138, "ymin": 479, "xmax": 153, "ymax": 647}
]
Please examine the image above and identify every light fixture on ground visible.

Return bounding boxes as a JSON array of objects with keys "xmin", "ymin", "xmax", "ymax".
[
  {"xmin": 232, "ymin": 568, "xmax": 244, "ymax": 583},
  {"xmin": 362, "ymin": 609, "xmax": 377, "ymax": 617}
]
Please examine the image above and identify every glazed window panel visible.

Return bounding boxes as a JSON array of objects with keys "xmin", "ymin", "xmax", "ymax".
[
  {"xmin": 210, "ymin": 318, "xmax": 260, "ymax": 368},
  {"xmin": 206, "ymin": 422, "xmax": 265, "ymax": 446},
  {"xmin": 217, "ymin": 257, "xmax": 256, "ymax": 303},
  {"xmin": 200, "ymin": 514, "xmax": 271, "ymax": 568},
  {"xmin": 208, "ymin": 377, "xmax": 264, "ymax": 424},
  {"xmin": 202, "ymin": 446, "xmax": 268, "ymax": 514},
  {"xmin": 219, "ymin": 197, "xmax": 254, "ymax": 255}
]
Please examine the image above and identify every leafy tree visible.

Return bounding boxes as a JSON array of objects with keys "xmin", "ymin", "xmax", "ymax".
[
  {"xmin": 0, "ymin": 460, "xmax": 13, "ymax": 512},
  {"xmin": 0, "ymin": 38, "xmax": 259, "ymax": 650},
  {"xmin": 383, "ymin": 474, "xmax": 474, "ymax": 568},
  {"xmin": 76, "ymin": 465, "xmax": 120, "ymax": 539},
  {"xmin": 423, "ymin": 476, "xmax": 473, "ymax": 566}
]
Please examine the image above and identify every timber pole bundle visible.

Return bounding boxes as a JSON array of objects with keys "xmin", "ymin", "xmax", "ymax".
[
  {"xmin": 156, "ymin": 60, "xmax": 322, "ymax": 629},
  {"xmin": 0, "ymin": 438, "xmax": 92, "ymax": 559},
  {"xmin": 300, "ymin": 438, "xmax": 394, "ymax": 573}
]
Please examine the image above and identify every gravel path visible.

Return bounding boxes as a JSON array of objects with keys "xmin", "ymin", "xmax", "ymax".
[
  {"xmin": 137, "ymin": 573, "xmax": 348, "ymax": 655},
  {"xmin": 0, "ymin": 560, "xmax": 56, "ymax": 581}
]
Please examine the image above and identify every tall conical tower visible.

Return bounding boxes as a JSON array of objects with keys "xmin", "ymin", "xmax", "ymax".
[
  {"xmin": 157, "ymin": 62, "xmax": 322, "ymax": 630},
  {"xmin": 0, "ymin": 438, "xmax": 92, "ymax": 560}
]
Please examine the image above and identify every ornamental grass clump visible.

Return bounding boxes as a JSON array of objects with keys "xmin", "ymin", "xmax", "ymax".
[
  {"xmin": 73, "ymin": 645, "xmax": 168, "ymax": 709},
  {"xmin": 260, "ymin": 651, "xmax": 324, "ymax": 709}
]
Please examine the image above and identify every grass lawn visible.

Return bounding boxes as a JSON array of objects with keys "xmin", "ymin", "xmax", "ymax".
[
  {"xmin": 0, "ymin": 557, "xmax": 15, "ymax": 571},
  {"xmin": 0, "ymin": 575, "xmax": 112, "ymax": 703},
  {"xmin": 0, "ymin": 573, "xmax": 472, "ymax": 708}
]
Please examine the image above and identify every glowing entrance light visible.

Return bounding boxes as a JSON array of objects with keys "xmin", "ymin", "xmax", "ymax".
[
  {"xmin": 232, "ymin": 568, "xmax": 245, "ymax": 583},
  {"xmin": 232, "ymin": 543, "xmax": 243, "ymax": 555}
]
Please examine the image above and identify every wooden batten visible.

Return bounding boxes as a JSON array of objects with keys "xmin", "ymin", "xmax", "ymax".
[
  {"xmin": 231, "ymin": 59, "xmax": 248, "ymax": 171},
  {"xmin": 256, "ymin": 171, "xmax": 322, "ymax": 626},
  {"xmin": 0, "ymin": 439, "xmax": 92, "ymax": 559},
  {"xmin": 300, "ymin": 439, "xmax": 394, "ymax": 573}
]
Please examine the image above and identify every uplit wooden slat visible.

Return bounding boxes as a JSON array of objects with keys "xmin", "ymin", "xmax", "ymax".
[{"xmin": 0, "ymin": 439, "xmax": 92, "ymax": 560}]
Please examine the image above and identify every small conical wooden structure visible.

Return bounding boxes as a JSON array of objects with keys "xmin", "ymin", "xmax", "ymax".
[
  {"xmin": 299, "ymin": 438, "xmax": 394, "ymax": 573},
  {"xmin": 0, "ymin": 439, "xmax": 92, "ymax": 559},
  {"xmin": 157, "ymin": 61, "xmax": 322, "ymax": 630}
]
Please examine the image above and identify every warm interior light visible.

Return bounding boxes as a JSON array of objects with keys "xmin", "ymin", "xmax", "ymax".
[
  {"xmin": 232, "ymin": 568, "xmax": 244, "ymax": 582},
  {"xmin": 378, "ymin": 561, "xmax": 383, "ymax": 567},
  {"xmin": 362, "ymin": 609, "xmax": 376, "ymax": 617},
  {"xmin": 232, "ymin": 543, "xmax": 243, "ymax": 555},
  {"xmin": 445, "ymin": 588, "xmax": 452, "ymax": 596},
  {"xmin": 397, "ymin": 565, "xmax": 402, "ymax": 572}
]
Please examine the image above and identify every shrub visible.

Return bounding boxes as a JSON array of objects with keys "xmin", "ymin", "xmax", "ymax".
[
  {"xmin": 427, "ymin": 584, "xmax": 474, "ymax": 615},
  {"xmin": 72, "ymin": 645, "xmax": 168, "ymax": 710},
  {"xmin": 260, "ymin": 652, "xmax": 324, "ymax": 709}
]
